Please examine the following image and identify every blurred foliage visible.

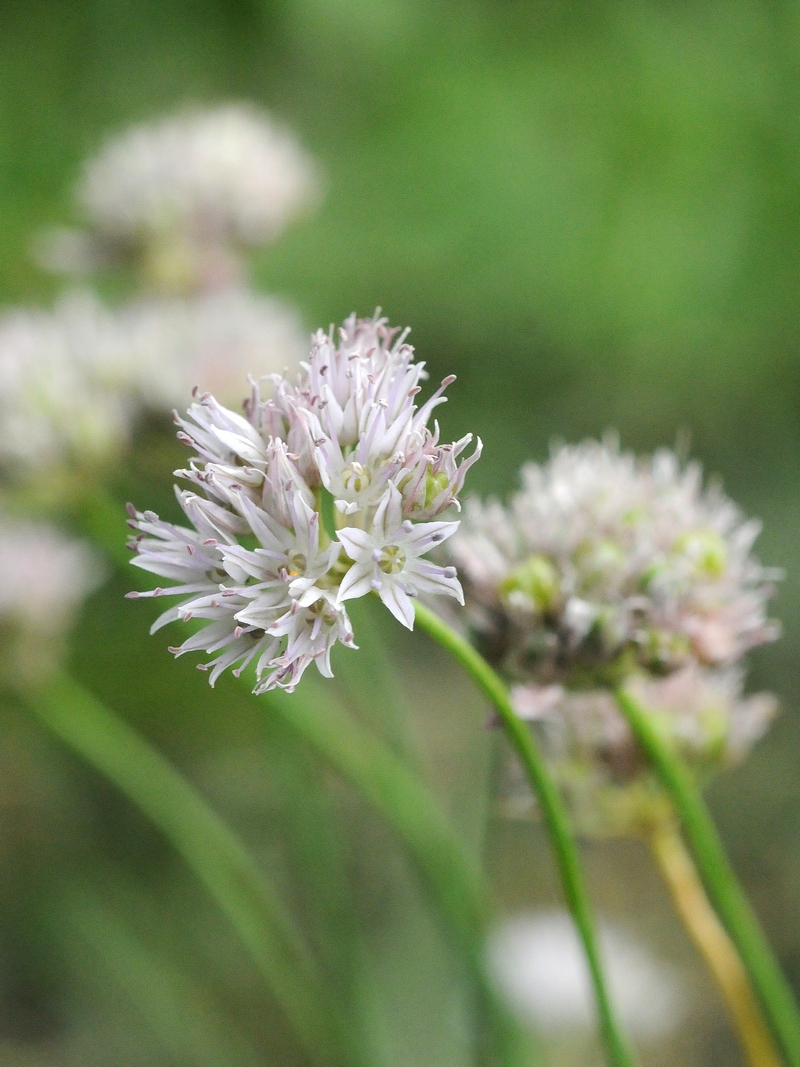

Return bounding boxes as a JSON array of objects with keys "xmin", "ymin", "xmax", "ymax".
[{"xmin": 1, "ymin": 0, "xmax": 800, "ymax": 1063}]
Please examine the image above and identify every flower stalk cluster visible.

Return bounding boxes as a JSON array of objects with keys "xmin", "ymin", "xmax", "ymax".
[{"xmin": 127, "ymin": 314, "xmax": 481, "ymax": 692}]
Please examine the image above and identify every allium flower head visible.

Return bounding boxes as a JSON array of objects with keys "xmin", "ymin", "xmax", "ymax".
[
  {"xmin": 0, "ymin": 517, "xmax": 104, "ymax": 680},
  {"xmin": 0, "ymin": 291, "xmax": 136, "ymax": 476},
  {"xmin": 0, "ymin": 289, "xmax": 305, "ymax": 481},
  {"xmin": 63, "ymin": 104, "xmax": 320, "ymax": 292},
  {"xmin": 127, "ymin": 313, "xmax": 481, "ymax": 692},
  {"xmin": 451, "ymin": 436, "xmax": 779, "ymax": 688},
  {"xmin": 120, "ymin": 288, "xmax": 307, "ymax": 410}
]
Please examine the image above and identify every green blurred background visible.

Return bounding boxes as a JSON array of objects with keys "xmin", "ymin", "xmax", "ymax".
[{"xmin": 1, "ymin": 1, "xmax": 800, "ymax": 1064}]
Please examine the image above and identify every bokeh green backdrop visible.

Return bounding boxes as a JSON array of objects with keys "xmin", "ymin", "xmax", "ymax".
[{"xmin": 1, "ymin": 2, "xmax": 800, "ymax": 1064}]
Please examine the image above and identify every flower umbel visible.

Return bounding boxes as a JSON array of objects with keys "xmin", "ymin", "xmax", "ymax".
[
  {"xmin": 450, "ymin": 436, "xmax": 779, "ymax": 687},
  {"xmin": 449, "ymin": 436, "xmax": 780, "ymax": 836},
  {"xmin": 43, "ymin": 104, "xmax": 320, "ymax": 294},
  {"xmin": 127, "ymin": 313, "xmax": 480, "ymax": 692}
]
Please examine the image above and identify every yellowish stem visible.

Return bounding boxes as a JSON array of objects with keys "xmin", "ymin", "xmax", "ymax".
[{"xmin": 651, "ymin": 822, "xmax": 782, "ymax": 1067}]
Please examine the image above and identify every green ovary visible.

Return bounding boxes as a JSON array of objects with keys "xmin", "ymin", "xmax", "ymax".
[
  {"xmin": 674, "ymin": 530, "xmax": 727, "ymax": 578},
  {"xmin": 500, "ymin": 554, "xmax": 559, "ymax": 612},
  {"xmin": 377, "ymin": 545, "xmax": 406, "ymax": 575}
]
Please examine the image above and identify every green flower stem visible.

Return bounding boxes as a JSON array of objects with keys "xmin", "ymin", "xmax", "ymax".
[
  {"xmin": 255, "ymin": 675, "xmax": 533, "ymax": 1067},
  {"xmin": 614, "ymin": 688, "xmax": 800, "ymax": 1067},
  {"xmin": 412, "ymin": 602, "xmax": 638, "ymax": 1067},
  {"xmin": 28, "ymin": 674, "xmax": 353, "ymax": 1067}
]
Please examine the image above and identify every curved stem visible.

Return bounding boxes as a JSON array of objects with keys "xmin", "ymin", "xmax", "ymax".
[
  {"xmin": 28, "ymin": 674, "xmax": 353, "ymax": 1067},
  {"xmin": 615, "ymin": 687, "xmax": 800, "ymax": 1067},
  {"xmin": 413, "ymin": 602, "xmax": 639, "ymax": 1067},
  {"xmin": 652, "ymin": 822, "xmax": 782, "ymax": 1067}
]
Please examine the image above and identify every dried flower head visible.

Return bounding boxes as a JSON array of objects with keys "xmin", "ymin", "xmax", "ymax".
[
  {"xmin": 450, "ymin": 436, "xmax": 779, "ymax": 688},
  {"xmin": 504, "ymin": 666, "xmax": 776, "ymax": 837},
  {"xmin": 59, "ymin": 104, "xmax": 320, "ymax": 292},
  {"xmin": 0, "ymin": 289, "xmax": 305, "ymax": 481},
  {"xmin": 127, "ymin": 312, "xmax": 481, "ymax": 693},
  {"xmin": 0, "ymin": 516, "xmax": 104, "ymax": 680}
]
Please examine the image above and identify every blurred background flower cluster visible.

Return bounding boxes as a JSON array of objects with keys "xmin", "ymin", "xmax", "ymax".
[{"xmin": 1, "ymin": 1, "xmax": 800, "ymax": 1064}]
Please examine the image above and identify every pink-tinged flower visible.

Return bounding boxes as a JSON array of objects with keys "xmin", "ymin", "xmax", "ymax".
[
  {"xmin": 128, "ymin": 313, "xmax": 479, "ymax": 692},
  {"xmin": 449, "ymin": 435, "xmax": 779, "ymax": 687},
  {"xmin": 450, "ymin": 437, "xmax": 780, "ymax": 836}
]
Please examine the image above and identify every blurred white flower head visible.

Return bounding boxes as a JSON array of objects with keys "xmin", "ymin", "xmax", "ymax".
[
  {"xmin": 127, "ymin": 312, "xmax": 481, "ymax": 693},
  {"xmin": 487, "ymin": 909, "xmax": 686, "ymax": 1041},
  {"xmin": 450, "ymin": 435, "xmax": 779, "ymax": 687},
  {"xmin": 119, "ymin": 288, "xmax": 308, "ymax": 410},
  {"xmin": 0, "ymin": 289, "xmax": 306, "ymax": 480},
  {"xmin": 0, "ymin": 517, "xmax": 104, "ymax": 679},
  {"xmin": 450, "ymin": 437, "xmax": 780, "ymax": 834},
  {"xmin": 0, "ymin": 291, "xmax": 137, "ymax": 476},
  {"xmin": 42, "ymin": 104, "xmax": 321, "ymax": 292}
]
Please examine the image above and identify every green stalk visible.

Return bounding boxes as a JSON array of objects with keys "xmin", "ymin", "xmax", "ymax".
[
  {"xmin": 413, "ymin": 602, "xmax": 639, "ymax": 1067},
  {"xmin": 28, "ymin": 673, "xmax": 353, "ymax": 1067},
  {"xmin": 615, "ymin": 688, "xmax": 800, "ymax": 1067}
]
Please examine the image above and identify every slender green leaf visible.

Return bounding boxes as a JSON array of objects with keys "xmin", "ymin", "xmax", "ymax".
[
  {"xmin": 332, "ymin": 595, "xmax": 418, "ymax": 761},
  {"xmin": 63, "ymin": 882, "xmax": 265, "ymax": 1067},
  {"xmin": 29, "ymin": 674, "xmax": 354, "ymax": 1067}
]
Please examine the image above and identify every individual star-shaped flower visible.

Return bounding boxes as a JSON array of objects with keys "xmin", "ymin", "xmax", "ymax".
[{"xmin": 336, "ymin": 484, "xmax": 463, "ymax": 628}]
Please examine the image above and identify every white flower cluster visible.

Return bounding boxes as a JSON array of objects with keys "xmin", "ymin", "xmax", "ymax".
[
  {"xmin": 0, "ymin": 292, "xmax": 135, "ymax": 475},
  {"xmin": 127, "ymin": 313, "xmax": 481, "ymax": 692},
  {"xmin": 41, "ymin": 105, "xmax": 320, "ymax": 292},
  {"xmin": 0, "ymin": 518, "xmax": 102, "ymax": 629},
  {"xmin": 0, "ymin": 516, "xmax": 103, "ymax": 678},
  {"xmin": 506, "ymin": 666, "xmax": 776, "ymax": 837},
  {"xmin": 80, "ymin": 103, "xmax": 319, "ymax": 247},
  {"xmin": 119, "ymin": 288, "xmax": 307, "ymax": 410},
  {"xmin": 450, "ymin": 437, "xmax": 779, "ymax": 687},
  {"xmin": 0, "ymin": 289, "xmax": 305, "ymax": 478}
]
